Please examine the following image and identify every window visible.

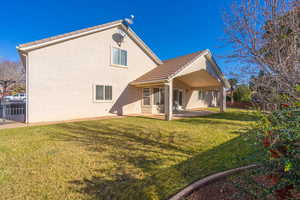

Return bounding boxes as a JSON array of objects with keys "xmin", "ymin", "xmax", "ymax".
[
  {"xmin": 153, "ymin": 88, "xmax": 164, "ymax": 105},
  {"xmin": 96, "ymin": 85, "xmax": 104, "ymax": 100},
  {"xmin": 112, "ymin": 47, "xmax": 127, "ymax": 66},
  {"xmin": 198, "ymin": 90, "xmax": 205, "ymax": 100},
  {"xmin": 105, "ymin": 85, "xmax": 112, "ymax": 100},
  {"xmin": 95, "ymin": 85, "xmax": 112, "ymax": 101},
  {"xmin": 143, "ymin": 88, "xmax": 151, "ymax": 105}
]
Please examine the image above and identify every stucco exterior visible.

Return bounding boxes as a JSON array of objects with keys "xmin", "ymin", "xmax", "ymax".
[
  {"xmin": 18, "ymin": 20, "xmax": 228, "ymax": 123},
  {"xmin": 26, "ymin": 26, "xmax": 157, "ymax": 122}
]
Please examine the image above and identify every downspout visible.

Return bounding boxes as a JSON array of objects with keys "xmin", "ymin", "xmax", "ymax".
[
  {"xmin": 17, "ymin": 45, "xmax": 29, "ymax": 124},
  {"xmin": 23, "ymin": 52, "xmax": 29, "ymax": 124},
  {"xmin": 26, "ymin": 53, "xmax": 29, "ymax": 124}
]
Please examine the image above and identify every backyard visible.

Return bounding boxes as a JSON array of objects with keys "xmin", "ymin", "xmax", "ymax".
[{"xmin": 0, "ymin": 108, "xmax": 263, "ymax": 200}]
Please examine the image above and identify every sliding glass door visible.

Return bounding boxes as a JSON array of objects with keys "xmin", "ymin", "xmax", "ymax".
[{"xmin": 173, "ymin": 89, "xmax": 183, "ymax": 107}]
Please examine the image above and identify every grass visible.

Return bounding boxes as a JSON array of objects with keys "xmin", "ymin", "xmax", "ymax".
[{"xmin": 0, "ymin": 108, "xmax": 263, "ymax": 200}]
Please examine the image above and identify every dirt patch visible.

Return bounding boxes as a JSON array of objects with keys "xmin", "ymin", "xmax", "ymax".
[
  {"xmin": 226, "ymin": 102, "xmax": 253, "ymax": 109},
  {"xmin": 186, "ymin": 172, "xmax": 300, "ymax": 200},
  {"xmin": 186, "ymin": 176, "xmax": 253, "ymax": 200}
]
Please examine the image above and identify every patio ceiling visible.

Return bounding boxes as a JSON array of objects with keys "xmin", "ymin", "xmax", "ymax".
[{"xmin": 175, "ymin": 69, "xmax": 221, "ymax": 88}]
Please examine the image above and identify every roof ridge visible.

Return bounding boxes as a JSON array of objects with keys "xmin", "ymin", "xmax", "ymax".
[
  {"xmin": 131, "ymin": 49, "xmax": 209, "ymax": 85},
  {"xmin": 166, "ymin": 50, "xmax": 207, "ymax": 79},
  {"xmin": 18, "ymin": 19, "xmax": 124, "ymax": 48},
  {"xmin": 162, "ymin": 50, "xmax": 205, "ymax": 63}
]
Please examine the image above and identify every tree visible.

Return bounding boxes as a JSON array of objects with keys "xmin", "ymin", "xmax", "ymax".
[
  {"xmin": 0, "ymin": 60, "xmax": 25, "ymax": 98},
  {"xmin": 223, "ymin": 1, "xmax": 300, "ymax": 198},
  {"xmin": 223, "ymin": 0, "xmax": 300, "ymax": 107},
  {"xmin": 234, "ymin": 84, "xmax": 252, "ymax": 102},
  {"xmin": 228, "ymin": 78, "xmax": 238, "ymax": 104}
]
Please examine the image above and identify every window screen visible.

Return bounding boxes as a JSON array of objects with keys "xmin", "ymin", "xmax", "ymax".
[
  {"xmin": 198, "ymin": 90, "xmax": 205, "ymax": 100},
  {"xmin": 143, "ymin": 88, "xmax": 150, "ymax": 105},
  {"xmin": 95, "ymin": 85, "xmax": 112, "ymax": 101},
  {"xmin": 105, "ymin": 86, "xmax": 112, "ymax": 100},
  {"xmin": 153, "ymin": 88, "xmax": 165, "ymax": 105},
  {"xmin": 153, "ymin": 88, "xmax": 160, "ymax": 105},
  {"xmin": 96, "ymin": 85, "xmax": 104, "ymax": 100},
  {"xmin": 112, "ymin": 47, "xmax": 127, "ymax": 66}
]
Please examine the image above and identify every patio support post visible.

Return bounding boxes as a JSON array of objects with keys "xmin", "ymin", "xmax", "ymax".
[
  {"xmin": 219, "ymin": 86, "xmax": 226, "ymax": 112},
  {"xmin": 164, "ymin": 80, "xmax": 173, "ymax": 120}
]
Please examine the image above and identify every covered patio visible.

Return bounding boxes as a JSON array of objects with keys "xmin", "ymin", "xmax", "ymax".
[{"xmin": 131, "ymin": 50, "xmax": 230, "ymax": 120}]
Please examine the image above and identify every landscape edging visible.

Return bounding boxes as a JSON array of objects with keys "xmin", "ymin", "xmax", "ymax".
[{"xmin": 168, "ymin": 164, "xmax": 257, "ymax": 200}]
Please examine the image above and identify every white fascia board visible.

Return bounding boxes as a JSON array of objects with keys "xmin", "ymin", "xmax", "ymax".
[
  {"xmin": 169, "ymin": 49, "xmax": 210, "ymax": 80},
  {"xmin": 130, "ymin": 79, "xmax": 168, "ymax": 86},
  {"xmin": 204, "ymin": 54, "xmax": 230, "ymax": 88},
  {"xmin": 121, "ymin": 25, "xmax": 162, "ymax": 65},
  {"xmin": 16, "ymin": 22, "xmax": 162, "ymax": 65},
  {"xmin": 16, "ymin": 22, "xmax": 122, "ymax": 52}
]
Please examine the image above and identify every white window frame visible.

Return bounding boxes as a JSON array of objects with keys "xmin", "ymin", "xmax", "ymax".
[
  {"xmin": 93, "ymin": 84, "xmax": 113, "ymax": 103},
  {"xmin": 153, "ymin": 87, "xmax": 164, "ymax": 105},
  {"xmin": 142, "ymin": 88, "xmax": 151, "ymax": 106},
  {"xmin": 198, "ymin": 89, "xmax": 205, "ymax": 100},
  {"xmin": 110, "ymin": 46, "xmax": 128, "ymax": 68}
]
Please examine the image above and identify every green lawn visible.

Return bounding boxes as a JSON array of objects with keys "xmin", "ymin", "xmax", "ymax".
[{"xmin": 0, "ymin": 108, "xmax": 262, "ymax": 200}]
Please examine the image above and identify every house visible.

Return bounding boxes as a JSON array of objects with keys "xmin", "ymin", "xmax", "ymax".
[{"xmin": 17, "ymin": 19, "xmax": 230, "ymax": 123}]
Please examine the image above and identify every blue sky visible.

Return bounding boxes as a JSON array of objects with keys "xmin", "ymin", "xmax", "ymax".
[{"xmin": 0, "ymin": 0, "xmax": 236, "ymax": 76}]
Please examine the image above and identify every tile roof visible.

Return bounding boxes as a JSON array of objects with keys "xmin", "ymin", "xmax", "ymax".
[
  {"xmin": 18, "ymin": 20, "xmax": 123, "ymax": 48},
  {"xmin": 131, "ymin": 50, "xmax": 206, "ymax": 84}
]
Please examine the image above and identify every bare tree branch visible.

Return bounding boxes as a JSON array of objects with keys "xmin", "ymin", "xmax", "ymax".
[
  {"xmin": 223, "ymin": 0, "xmax": 300, "ymax": 106},
  {"xmin": 0, "ymin": 60, "xmax": 25, "ymax": 97}
]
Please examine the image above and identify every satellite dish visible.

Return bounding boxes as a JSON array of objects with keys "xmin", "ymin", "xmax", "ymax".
[{"xmin": 112, "ymin": 33, "xmax": 124, "ymax": 46}]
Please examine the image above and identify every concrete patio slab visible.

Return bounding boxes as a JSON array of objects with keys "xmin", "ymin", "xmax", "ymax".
[
  {"xmin": 127, "ymin": 109, "xmax": 217, "ymax": 120},
  {"xmin": 0, "ymin": 119, "xmax": 27, "ymax": 129},
  {"xmin": 0, "ymin": 115, "xmax": 124, "ymax": 130}
]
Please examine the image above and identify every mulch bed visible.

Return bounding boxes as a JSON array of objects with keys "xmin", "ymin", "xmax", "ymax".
[
  {"xmin": 186, "ymin": 176, "xmax": 253, "ymax": 200},
  {"xmin": 226, "ymin": 102, "xmax": 253, "ymax": 109},
  {"xmin": 186, "ymin": 171, "xmax": 300, "ymax": 200}
]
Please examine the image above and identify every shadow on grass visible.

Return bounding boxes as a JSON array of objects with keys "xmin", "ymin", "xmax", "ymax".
[
  {"xmin": 199, "ymin": 111, "xmax": 259, "ymax": 122},
  {"xmin": 53, "ymin": 121, "xmax": 195, "ymax": 156},
  {"xmin": 46, "ymin": 111, "xmax": 263, "ymax": 200},
  {"xmin": 130, "ymin": 116, "xmax": 246, "ymax": 129},
  {"xmin": 179, "ymin": 118, "xmax": 252, "ymax": 127},
  {"xmin": 65, "ymin": 134, "xmax": 263, "ymax": 200},
  {"xmin": 133, "ymin": 110, "xmax": 259, "ymax": 125}
]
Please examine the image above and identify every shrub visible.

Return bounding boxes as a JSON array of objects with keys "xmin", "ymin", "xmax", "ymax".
[
  {"xmin": 254, "ymin": 104, "xmax": 300, "ymax": 199},
  {"xmin": 234, "ymin": 85, "xmax": 251, "ymax": 102}
]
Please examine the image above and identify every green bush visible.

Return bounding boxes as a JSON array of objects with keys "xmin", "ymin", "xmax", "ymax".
[
  {"xmin": 234, "ymin": 85, "xmax": 251, "ymax": 102},
  {"xmin": 254, "ymin": 104, "xmax": 300, "ymax": 198}
]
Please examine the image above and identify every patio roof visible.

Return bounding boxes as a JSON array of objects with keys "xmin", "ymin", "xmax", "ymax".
[
  {"xmin": 131, "ymin": 49, "xmax": 230, "ymax": 88},
  {"xmin": 131, "ymin": 50, "xmax": 206, "ymax": 85}
]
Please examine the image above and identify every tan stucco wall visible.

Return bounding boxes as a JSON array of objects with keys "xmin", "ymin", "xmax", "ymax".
[
  {"xmin": 176, "ymin": 56, "xmax": 218, "ymax": 79},
  {"xmin": 174, "ymin": 79, "xmax": 219, "ymax": 109},
  {"xmin": 174, "ymin": 56, "xmax": 221, "ymax": 109},
  {"xmin": 27, "ymin": 26, "xmax": 158, "ymax": 122},
  {"xmin": 185, "ymin": 89, "xmax": 219, "ymax": 109}
]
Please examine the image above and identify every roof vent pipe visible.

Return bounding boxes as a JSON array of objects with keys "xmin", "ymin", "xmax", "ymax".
[{"xmin": 124, "ymin": 15, "xmax": 135, "ymax": 26}]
